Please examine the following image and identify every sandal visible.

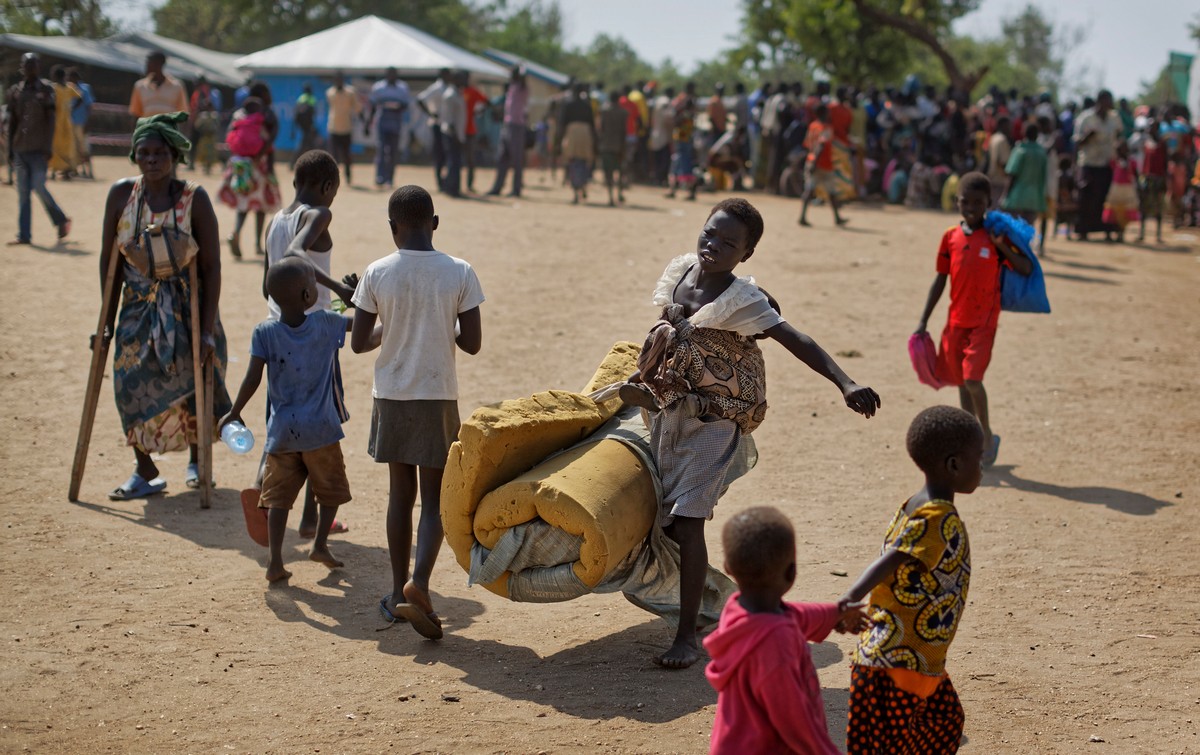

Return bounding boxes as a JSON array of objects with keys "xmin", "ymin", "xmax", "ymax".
[
  {"xmin": 983, "ymin": 434, "xmax": 1001, "ymax": 468},
  {"xmin": 378, "ymin": 594, "xmax": 407, "ymax": 624},
  {"xmin": 393, "ymin": 604, "xmax": 443, "ymax": 640},
  {"xmin": 185, "ymin": 463, "xmax": 214, "ymax": 489},
  {"xmin": 109, "ymin": 473, "xmax": 167, "ymax": 501}
]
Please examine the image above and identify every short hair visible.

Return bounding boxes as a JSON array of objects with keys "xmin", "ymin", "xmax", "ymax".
[
  {"xmin": 1023, "ymin": 122, "xmax": 1040, "ymax": 140},
  {"xmin": 265, "ymin": 256, "xmax": 312, "ymax": 302},
  {"xmin": 147, "ymin": 50, "xmax": 166, "ymax": 63},
  {"xmin": 958, "ymin": 171, "xmax": 991, "ymax": 197},
  {"xmin": 388, "ymin": 184, "xmax": 435, "ymax": 228},
  {"xmin": 906, "ymin": 406, "xmax": 983, "ymax": 474},
  {"xmin": 708, "ymin": 197, "xmax": 764, "ymax": 252},
  {"xmin": 723, "ymin": 507, "xmax": 795, "ymax": 587},
  {"xmin": 294, "ymin": 150, "xmax": 339, "ymax": 188}
]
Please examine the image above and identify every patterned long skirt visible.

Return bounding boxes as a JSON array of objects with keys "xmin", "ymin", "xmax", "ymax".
[{"xmin": 846, "ymin": 665, "xmax": 964, "ymax": 754}]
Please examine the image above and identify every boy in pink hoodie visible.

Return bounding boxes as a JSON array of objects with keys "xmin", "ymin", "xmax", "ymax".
[{"xmin": 704, "ymin": 507, "xmax": 868, "ymax": 754}]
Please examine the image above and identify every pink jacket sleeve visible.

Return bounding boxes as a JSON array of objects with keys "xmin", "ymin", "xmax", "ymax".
[{"xmin": 789, "ymin": 601, "xmax": 842, "ymax": 643}]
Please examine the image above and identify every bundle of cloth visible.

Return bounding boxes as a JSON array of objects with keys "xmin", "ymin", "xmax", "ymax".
[{"xmin": 441, "ymin": 342, "xmax": 746, "ymax": 628}]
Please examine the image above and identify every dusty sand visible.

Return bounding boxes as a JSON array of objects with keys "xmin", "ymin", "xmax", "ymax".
[{"xmin": 1, "ymin": 157, "xmax": 1197, "ymax": 754}]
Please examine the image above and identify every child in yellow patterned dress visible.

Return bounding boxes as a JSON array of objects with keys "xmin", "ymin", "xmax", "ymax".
[{"xmin": 839, "ymin": 405, "xmax": 983, "ymax": 754}]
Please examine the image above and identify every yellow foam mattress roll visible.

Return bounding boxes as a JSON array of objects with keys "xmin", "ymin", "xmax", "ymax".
[
  {"xmin": 441, "ymin": 342, "xmax": 648, "ymax": 599},
  {"xmin": 474, "ymin": 438, "xmax": 657, "ymax": 588}
]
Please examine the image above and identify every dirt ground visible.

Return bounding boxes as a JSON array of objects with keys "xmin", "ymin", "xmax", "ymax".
[{"xmin": 0, "ymin": 156, "xmax": 1197, "ymax": 754}]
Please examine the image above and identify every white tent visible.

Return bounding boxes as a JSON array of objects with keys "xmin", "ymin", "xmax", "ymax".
[{"xmin": 235, "ymin": 15, "xmax": 507, "ymax": 81}]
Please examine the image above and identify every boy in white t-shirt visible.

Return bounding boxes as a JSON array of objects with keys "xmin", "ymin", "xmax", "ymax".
[{"xmin": 351, "ymin": 185, "xmax": 484, "ymax": 640}]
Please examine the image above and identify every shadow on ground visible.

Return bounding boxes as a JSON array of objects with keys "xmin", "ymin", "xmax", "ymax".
[{"xmin": 983, "ymin": 465, "xmax": 1173, "ymax": 515}]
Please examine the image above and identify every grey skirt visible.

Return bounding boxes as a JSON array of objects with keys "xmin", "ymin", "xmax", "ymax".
[{"xmin": 368, "ymin": 398, "xmax": 460, "ymax": 467}]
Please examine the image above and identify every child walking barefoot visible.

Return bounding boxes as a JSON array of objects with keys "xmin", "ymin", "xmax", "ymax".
[
  {"xmin": 705, "ymin": 506, "xmax": 868, "ymax": 754},
  {"xmin": 840, "ymin": 406, "xmax": 984, "ymax": 753},
  {"xmin": 247, "ymin": 149, "xmax": 359, "ymax": 543},
  {"xmin": 622, "ymin": 198, "xmax": 880, "ymax": 668},
  {"xmin": 220, "ymin": 258, "xmax": 360, "ymax": 582},
  {"xmin": 351, "ymin": 185, "xmax": 484, "ymax": 639}
]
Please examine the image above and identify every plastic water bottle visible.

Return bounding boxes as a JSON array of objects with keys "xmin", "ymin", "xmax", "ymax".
[{"xmin": 220, "ymin": 421, "xmax": 255, "ymax": 454}]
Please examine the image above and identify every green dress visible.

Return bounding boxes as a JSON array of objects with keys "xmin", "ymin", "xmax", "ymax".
[{"xmin": 1002, "ymin": 141, "xmax": 1048, "ymax": 214}]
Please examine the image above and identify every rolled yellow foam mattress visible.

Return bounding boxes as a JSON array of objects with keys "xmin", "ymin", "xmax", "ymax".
[{"xmin": 442, "ymin": 342, "xmax": 653, "ymax": 598}]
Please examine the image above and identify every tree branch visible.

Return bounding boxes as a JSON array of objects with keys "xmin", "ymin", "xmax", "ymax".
[{"xmin": 850, "ymin": 0, "xmax": 987, "ymax": 92}]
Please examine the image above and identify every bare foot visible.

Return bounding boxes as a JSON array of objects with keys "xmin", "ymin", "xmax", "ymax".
[
  {"xmin": 265, "ymin": 564, "xmax": 292, "ymax": 583},
  {"xmin": 619, "ymin": 383, "xmax": 660, "ymax": 412},
  {"xmin": 654, "ymin": 638, "xmax": 702, "ymax": 669},
  {"xmin": 309, "ymin": 545, "xmax": 344, "ymax": 569}
]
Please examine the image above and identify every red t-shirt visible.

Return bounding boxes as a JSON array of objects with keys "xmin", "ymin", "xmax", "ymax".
[
  {"xmin": 937, "ymin": 224, "xmax": 1005, "ymax": 329},
  {"xmin": 463, "ymin": 86, "xmax": 488, "ymax": 137},
  {"xmin": 829, "ymin": 101, "xmax": 852, "ymax": 141},
  {"xmin": 805, "ymin": 121, "xmax": 834, "ymax": 170},
  {"xmin": 618, "ymin": 96, "xmax": 639, "ymax": 136}
]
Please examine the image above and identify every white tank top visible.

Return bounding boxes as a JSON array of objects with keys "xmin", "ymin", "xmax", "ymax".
[{"xmin": 265, "ymin": 204, "xmax": 333, "ymax": 320}]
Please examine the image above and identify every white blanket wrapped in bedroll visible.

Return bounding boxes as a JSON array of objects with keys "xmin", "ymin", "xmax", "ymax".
[{"xmin": 440, "ymin": 342, "xmax": 756, "ymax": 628}]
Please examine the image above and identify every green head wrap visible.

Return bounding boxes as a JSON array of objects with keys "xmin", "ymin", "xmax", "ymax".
[{"xmin": 130, "ymin": 111, "xmax": 192, "ymax": 165}]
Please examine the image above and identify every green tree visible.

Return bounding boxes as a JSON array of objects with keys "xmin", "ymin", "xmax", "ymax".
[
  {"xmin": 482, "ymin": 0, "xmax": 568, "ymax": 69},
  {"xmin": 777, "ymin": 0, "xmax": 913, "ymax": 87},
  {"xmin": 1, "ymin": 0, "xmax": 117, "ymax": 37},
  {"xmin": 847, "ymin": 0, "xmax": 987, "ymax": 94},
  {"xmin": 1137, "ymin": 66, "xmax": 1175, "ymax": 106},
  {"xmin": 559, "ymin": 33, "xmax": 653, "ymax": 88}
]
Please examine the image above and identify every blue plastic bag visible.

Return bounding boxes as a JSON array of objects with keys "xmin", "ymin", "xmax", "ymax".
[{"xmin": 984, "ymin": 211, "xmax": 1051, "ymax": 314}]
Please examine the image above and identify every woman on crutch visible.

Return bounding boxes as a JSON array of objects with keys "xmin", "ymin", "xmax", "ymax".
[{"xmin": 95, "ymin": 112, "xmax": 231, "ymax": 500}]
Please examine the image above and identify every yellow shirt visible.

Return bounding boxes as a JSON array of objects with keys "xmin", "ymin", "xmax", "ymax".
[
  {"xmin": 852, "ymin": 499, "xmax": 970, "ymax": 675},
  {"xmin": 130, "ymin": 74, "xmax": 188, "ymax": 117},
  {"xmin": 325, "ymin": 86, "xmax": 362, "ymax": 135}
]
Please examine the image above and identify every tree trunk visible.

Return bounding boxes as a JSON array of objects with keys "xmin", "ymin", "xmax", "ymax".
[{"xmin": 851, "ymin": 0, "xmax": 989, "ymax": 95}]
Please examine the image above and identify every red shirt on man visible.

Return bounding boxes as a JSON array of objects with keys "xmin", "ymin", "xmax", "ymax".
[
  {"xmin": 618, "ymin": 95, "xmax": 640, "ymax": 137},
  {"xmin": 936, "ymin": 224, "xmax": 1006, "ymax": 329},
  {"xmin": 805, "ymin": 121, "xmax": 835, "ymax": 170},
  {"xmin": 463, "ymin": 86, "xmax": 488, "ymax": 137}
]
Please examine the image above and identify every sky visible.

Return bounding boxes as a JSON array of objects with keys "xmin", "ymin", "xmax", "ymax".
[
  {"xmin": 557, "ymin": 0, "xmax": 1198, "ymax": 98},
  {"xmin": 109, "ymin": 0, "xmax": 1197, "ymax": 98}
]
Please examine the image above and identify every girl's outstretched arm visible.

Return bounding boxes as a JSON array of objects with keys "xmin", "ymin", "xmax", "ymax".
[
  {"xmin": 839, "ymin": 548, "xmax": 915, "ymax": 605},
  {"xmin": 764, "ymin": 322, "xmax": 880, "ymax": 417}
]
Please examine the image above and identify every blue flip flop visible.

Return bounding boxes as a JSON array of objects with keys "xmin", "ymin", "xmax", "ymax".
[
  {"xmin": 109, "ymin": 473, "xmax": 167, "ymax": 501},
  {"xmin": 378, "ymin": 594, "xmax": 407, "ymax": 624},
  {"xmin": 983, "ymin": 434, "xmax": 1001, "ymax": 467}
]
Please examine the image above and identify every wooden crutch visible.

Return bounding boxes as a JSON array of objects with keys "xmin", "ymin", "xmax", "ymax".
[
  {"xmin": 189, "ymin": 259, "xmax": 214, "ymax": 509},
  {"xmin": 68, "ymin": 248, "xmax": 123, "ymax": 501}
]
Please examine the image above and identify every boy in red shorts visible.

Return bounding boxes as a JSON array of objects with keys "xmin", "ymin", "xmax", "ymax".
[{"xmin": 915, "ymin": 172, "xmax": 1031, "ymax": 466}]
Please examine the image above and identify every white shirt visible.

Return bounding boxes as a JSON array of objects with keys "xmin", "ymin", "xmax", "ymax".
[
  {"xmin": 417, "ymin": 79, "xmax": 447, "ymax": 127},
  {"xmin": 352, "ymin": 248, "xmax": 484, "ymax": 400},
  {"xmin": 264, "ymin": 205, "xmax": 333, "ymax": 321},
  {"xmin": 1074, "ymin": 107, "xmax": 1121, "ymax": 168},
  {"xmin": 652, "ymin": 253, "xmax": 784, "ymax": 337}
]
